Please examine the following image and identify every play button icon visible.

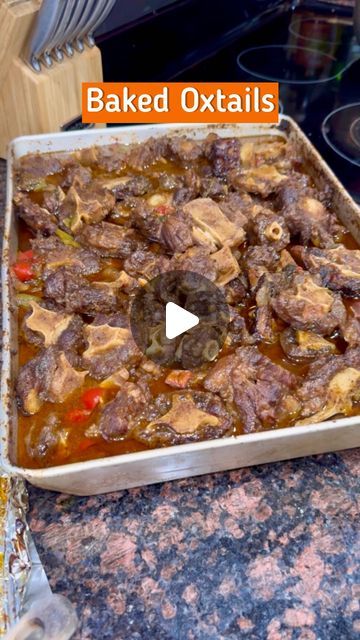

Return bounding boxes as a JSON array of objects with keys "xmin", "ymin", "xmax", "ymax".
[
  {"xmin": 130, "ymin": 270, "xmax": 229, "ymax": 369},
  {"xmin": 165, "ymin": 302, "xmax": 199, "ymax": 339}
]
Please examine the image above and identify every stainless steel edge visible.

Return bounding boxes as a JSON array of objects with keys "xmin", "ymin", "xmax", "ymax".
[{"xmin": 2, "ymin": 118, "xmax": 360, "ymax": 495}]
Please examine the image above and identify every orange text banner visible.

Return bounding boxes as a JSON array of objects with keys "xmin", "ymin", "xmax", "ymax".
[{"xmin": 82, "ymin": 82, "xmax": 279, "ymax": 124}]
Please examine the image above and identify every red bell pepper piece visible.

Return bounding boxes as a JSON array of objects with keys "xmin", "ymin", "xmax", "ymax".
[
  {"xmin": 18, "ymin": 250, "xmax": 35, "ymax": 262},
  {"xmin": 81, "ymin": 387, "xmax": 105, "ymax": 411},
  {"xmin": 12, "ymin": 261, "xmax": 35, "ymax": 282},
  {"xmin": 65, "ymin": 409, "xmax": 91, "ymax": 423},
  {"xmin": 155, "ymin": 204, "xmax": 173, "ymax": 216}
]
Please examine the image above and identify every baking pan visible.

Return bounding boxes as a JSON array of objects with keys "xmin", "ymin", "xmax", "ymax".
[{"xmin": 2, "ymin": 117, "xmax": 360, "ymax": 496}]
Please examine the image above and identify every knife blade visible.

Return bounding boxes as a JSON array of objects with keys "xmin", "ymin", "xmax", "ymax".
[
  {"xmin": 42, "ymin": 0, "xmax": 70, "ymax": 64},
  {"xmin": 68, "ymin": 0, "xmax": 99, "ymax": 54},
  {"xmin": 25, "ymin": 0, "xmax": 66, "ymax": 71},
  {"xmin": 85, "ymin": 0, "xmax": 117, "ymax": 47},
  {"xmin": 74, "ymin": 0, "xmax": 111, "ymax": 49},
  {"xmin": 56, "ymin": 0, "xmax": 87, "ymax": 58}
]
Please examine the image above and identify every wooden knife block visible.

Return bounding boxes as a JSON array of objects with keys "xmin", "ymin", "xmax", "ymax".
[{"xmin": 0, "ymin": 0, "xmax": 104, "ymax": 158}]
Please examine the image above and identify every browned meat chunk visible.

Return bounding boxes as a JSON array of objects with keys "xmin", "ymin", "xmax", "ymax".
[
  {"xmin": 102, "ymin": 176, "xmax": 153, "ymax": 201},
  {"xmin": 97, "ymin": 145, "xmax": 128, "ymax": 172},
  {"xmin": 61, "ymin": 164, "xmax": 92, "ymax": 189},
  {"xmin": 157, "ymin": 172, "xmax": 184, "ymax": 191},
  {"xmin": 23, "ymin": 302, "xmax": 71, "ymax": 346},
  {"xmin": 254, "ymin": 277, "xmax": 278, "ymax": 343},
  {"xmin": 16, "ymin": 347, "xmax": 87, "ymax": 415},
  {"xmin": 211, "ymin": 246, "xmax": 240, "ymax": 286},
  {"xmin": 171, "ymin": 246, "xmax": 217, "ymax": 281},
  {"xmin": 127, "ymin": 137, "xmax": 167, "ymax": 170},
  {"xmin": 31, "ymin": 238, "xmax": 101, "ymax": 277},
  {"xmin": 167, "ymin": 136, "xmax": 204, "ymax": 164},
  {"xmin": 172, "ymin": 169, "xmax": 201, "ymax": 206},
  {"xmin": 230, "ymin": 165, "xmax": 287, "ymax": 197},
  {"xmin": 22, "ymin": 303, "xmax": 84, "ymax": 363},
  {"xmin": 183, "ymin": 197, "xmax": 245, "ymax": 250},
  {"xmin": 276, "ymin": 171, "xmax": 314, "ymax": 208},
  {"xmin": 251, "ymin": 210, "xmax": 290, "ymax": 252},
  {"xmin": 280, "ymin": 327, "xmax": 337, "ymax": 362},
  {"xmin": 271, "ymin": 267, "xmax": 346, "ymax": 335},
  {"xmin": 131, "ymin": 199, "xmax": 166, "ymax": 242},
  {"xmin": 82, "ymin": 318, "xmax": 140, "ymax": 379},
  {"xmin": 42, "ymin": 185, "xmax": 65, "ymax": 215},
  {"xmin": 250, "ymin": 251, "xmax": 301, "ymax": 341},
  {"xmin": 134, "ymin": 391, "xmax": 233, "ymax": 447},
  {"xmin": 177, "ymin": 324, "xmax": 224, "ymax": 369},
  {"xmin": 93, "ymin": 271, "xmax": 138, "ymax": 296},
  {"xmin": 26, "ymin": 416, "xmax": 67, "ymax": 462},
  {"xmin": 205, "ymin": 346, "xmax": 300, "ymax": 432},
  {"xmin": 227, "ymin": 309, "xmax": 254, "ymax": 347},
  {"xmin": 298, "ymin": 245, "xmax": 360, "ymax": 297},
  {"xmin": 76, "ymin": 221, "xmax": 140, "ymax": 258},
  {"xmin": 106, "ymin": 175, "xmax": 153, "ymax": 199},
  {"xmin": 207, "ymin": 136, "xmax": 240, "ymax": 177},
  {"xmin": 297, "ymin": 348, "xmax": 360, "ymax": 424},
  {"xmin": 161, "ymin": 210, "xmax": 194, "ymax": 253},
  {"xmin": 13, "ymin": 193, "xmax": 57, "ymax": 236},
  {"xmin": 15, "ymin": 153, "xmax": 65, "ymax": 190},
  {"xmin": 217, "ymin": 192, "xmax": 252, "ymax": 230},
  {"xmin": 76, "ymin": 144, "xmax": 128, "ymax": 173},
  {"xmin": 55, "ymin": 316, "xmax": 85, "ymax": 365},
  {"xmin": 341, "ymin": 300, "xmax": 360, "ymax": 347},
  {"xmin": 96, "ymin": 382, "xmax": 149, "ymax": 440},
  {"xmin": 277, "ymin": 175, "xmax": 340, "ymax": 247},
  {"xmin": 243, "ymin": 246, "xmax": 280, "ymax": 289},
  {"xmin": 240, "ymin": 139, "xmax": 287, "ymax": 168},
  {"xmin": 59, "ymin": 182, "xmax": 115, "ymax": 231},
  {"xmin": 200, "ymin": 177, "xmax": 228, "ymax": 198},
  {"xmin": 224, "ymin": 276, "xmax": 248, "ymax": 305},
  {"xmin": 43, "ymin": 268, "xmax": 117, "ymax": 315},
  {"xmin": 124, "ymin": 249, "xmax": 170, "ymax": 280},
  {"xmin": 285, "ymin": 197, "xmax": 335, "ymax": 247}
]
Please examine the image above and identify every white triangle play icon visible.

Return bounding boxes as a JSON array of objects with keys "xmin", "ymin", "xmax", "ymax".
[{"xmin": 165, "ymin": 302, "xmax": 199, "ymax": 340}]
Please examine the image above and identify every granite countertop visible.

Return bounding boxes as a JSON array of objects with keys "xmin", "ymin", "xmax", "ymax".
[{"xmin": 1, "ymin": 160, "xmax": 359, "ymax": 640}]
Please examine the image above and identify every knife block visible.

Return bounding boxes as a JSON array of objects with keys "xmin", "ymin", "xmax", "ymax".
[
  {"xmin": 0, "ymin": 1, "xmax": 104, "ymax": 159},
  {"xmin": 0, "ymin": 0, "xmax": 40, "ymax": 87}
]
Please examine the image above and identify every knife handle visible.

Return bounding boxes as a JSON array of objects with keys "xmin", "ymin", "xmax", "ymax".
[{"xmin": 4, "ymin": 594, "xmax": 78, "ymax": 640}]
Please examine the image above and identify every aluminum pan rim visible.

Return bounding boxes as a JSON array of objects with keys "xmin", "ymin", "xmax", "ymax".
[{"xmin": 2, "ymin": 117, "xmax": 360, "ymax": 482}]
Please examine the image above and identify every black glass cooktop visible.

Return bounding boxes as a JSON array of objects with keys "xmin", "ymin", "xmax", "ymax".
[
  {"xmin": 173, "ymin": 7, "xmax": 360, "ymax": 201},
  {"xmin": 99, "ymin": 2, "xmax": 360, "ymax": 201}
]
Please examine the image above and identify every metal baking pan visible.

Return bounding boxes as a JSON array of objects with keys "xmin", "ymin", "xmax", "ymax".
[{"xmin": 2, "ymin": 117, "xmax": 360, "ymax": 496}]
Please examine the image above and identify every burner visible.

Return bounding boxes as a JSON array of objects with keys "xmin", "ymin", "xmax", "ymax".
[
  {"xmin": 237, "ymin": 45, "xmax": 341, "ymax": 84},
  {"xmin": 322, "ymin": 103, "xmax": 360, "ymax": 166},
  {"xmin": 350, "ymin": 118, "xmax": 360, "ymax": 150}
]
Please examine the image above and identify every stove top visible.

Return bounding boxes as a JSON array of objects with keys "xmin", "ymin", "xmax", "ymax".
[
  {"xmin": 98, "ymin": 2, "xmax": 360, "ymax": 201},
  {"xmin": 173, "ymin": 6, "xmax": 360, "ymax": 201}
]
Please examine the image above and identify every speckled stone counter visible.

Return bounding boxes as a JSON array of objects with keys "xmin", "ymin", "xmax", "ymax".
[
  {"xmin": 28, "ymin": 451, "xmax": 360, "ymax": 640},
  {"xmin": 1, "ymin": 160, "xmax": 359, "ymax": 640}
]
